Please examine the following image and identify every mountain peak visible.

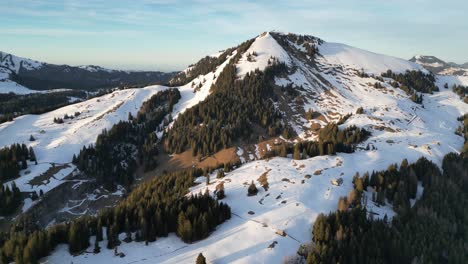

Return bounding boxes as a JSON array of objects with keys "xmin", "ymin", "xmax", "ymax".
[{"xmin": 409, "ymin": 55, "xmax": 446, "ymax": 66}]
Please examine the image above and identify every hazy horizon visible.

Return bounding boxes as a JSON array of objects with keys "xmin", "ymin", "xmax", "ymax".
[{"xmin": 2, "ymin": 0, "xmax": 467, "ymax": 72}]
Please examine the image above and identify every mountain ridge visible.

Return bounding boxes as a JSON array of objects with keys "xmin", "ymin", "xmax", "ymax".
[
  {"xmin": 0, "ymin": 50, "xmax": 177, "ymax": 94},
  {"xmin": 410, "ymin": 54, "xmax": 468, "ymax": 76}
]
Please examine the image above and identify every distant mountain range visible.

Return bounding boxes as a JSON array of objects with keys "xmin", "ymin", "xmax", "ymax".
[
  {"xmin": 410, "ymin": 55, "xmax": 468, "ymax": 76},
  {"xmin": 0, "ymin": 51, "xmax": 177, "ymax": 94}
]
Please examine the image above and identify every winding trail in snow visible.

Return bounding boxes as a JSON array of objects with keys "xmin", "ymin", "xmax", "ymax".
[{"xmin": 231, "ymin": 212, "xmax": 303, "ymax": 244}]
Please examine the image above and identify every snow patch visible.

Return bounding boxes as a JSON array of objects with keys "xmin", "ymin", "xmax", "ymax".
[{"xmin": 237, "ymin": 32, "xmax": 291, "ymax": 78}]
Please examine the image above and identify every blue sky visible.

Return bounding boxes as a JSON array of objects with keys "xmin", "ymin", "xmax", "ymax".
[{"xmin": 1, "ymin": 0, "xmax": 467, "ymax": 71}]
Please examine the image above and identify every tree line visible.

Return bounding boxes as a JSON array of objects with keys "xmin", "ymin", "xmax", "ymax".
[
  {"xmin": 294, "ymin": 152, "xmax": 467, "ymax": 264},
  {"xmin": 0, "ymin": 90, "xmax": 88, "ymax": 124},
  {"xmin": 266, "ymin": 123, "xmax": 370, "ymax": 160},
  {"xmin": 0, "ymin": 181, "xmax": 21, "ymax": 216},
  {"xmin": 457, "ymin": 114, "xmax": 468, "ymax": 153},
  {"xmin": 73, "ymin": 89, "xmax": 181, "ymax": 189},
  {"xmin": 0, "ymin": 143, "xmax": 36, "ymax": 183},
  {"xmin": 270, "ymin": 32, "xmax": 322, "ymax": 59},
  {"xmin": 451, "ymin": 84, "xmax": 468, "ymax": 103},
  {"xmin": 0, "ymin": 168, "xmax": 231, "ymax": 264},
  {"xmin": 166, "ymin": 38, "xmax": 256, "ymax": 87},
  {"xmin": 381, "ymin": 70, "xmax": 438, "ymax": 104},
  {"xmin": 0, "ymin": 143, "xmax": 36, "ymax": 216},
  {"xmin": 164, "ymin": 60, "xmax": 290, "ymax": 156}
]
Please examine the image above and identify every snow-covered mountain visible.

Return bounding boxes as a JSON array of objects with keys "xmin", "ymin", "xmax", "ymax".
[
  {"xmin": 0, "ymin": 51, "xmax": 176, "ymax": 94},
  {"xmin": 0, "ymin": 51, "xmax": 43, "ymax": 73},
  {"xmin": 410, "ymin": 54, "xmax": 468, "ymax": 76},
  {"xmin": 1, "ymin": 32, "xmax": 467, "ymax": 264}
]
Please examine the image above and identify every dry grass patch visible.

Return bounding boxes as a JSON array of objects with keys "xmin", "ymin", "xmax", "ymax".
[
  {"xmin": 28, "ymin": 164, "xmax": 70, "ymax": 186},
  {"xmin": 257, "ymin": 169, "xmax": 271, "ymax": 191}
]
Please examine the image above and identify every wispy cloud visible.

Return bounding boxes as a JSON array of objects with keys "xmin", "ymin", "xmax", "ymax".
[
  {"xmin": 1, "ymin": 27, "xmax": 145, "ymax": 37},
  {"xmin": 1, "ymin": 0, "xmax": 467, "ymax": 68}
]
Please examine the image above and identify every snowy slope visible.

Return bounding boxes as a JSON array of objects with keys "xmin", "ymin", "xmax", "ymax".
[
  {"xmin": 0, "ymin": 66, "xmax": 40, "ymax": 94},
  {"xmin": 0, "ymin": 51, "xmax": 43, "ymax": 73},
  {"xmin": 0, "ymin": 47, "xmax": 237, "ymax": 199},
  {"xmin": 46, "ymin": 85, "xmax": 467, "ymax": 264},
  {"xmin": 236, "ymin": 32, "xmax": 291, "ymax": 77},
  {"xmin": 319, "ymin": 42, "xmax": 426, "ymax": 75},
  {"xmin": 436, "ymin": 75, "xmax": 468, "ymax": 87},
  {"xmin": 0, "ymin": 86, "xmax": 167, "ymax": 194},
  {"xmin": 0, "ymin": 79, "xmax": 39, "ymax": 94},
  {"xmin": 269, "ymin": 33, "xmax": 436, "ymax": 138},
  {"xmin": 172, "ymin": 50, "xmax": 237, "ymax": 120},
  {"xmin": 410, "ymin": 55, "xmax": 468, "ymax": 76},
  {"xmin": 410, "ymin": 55, "xmax": 446, "ymax": 68},
  {"xmin": 77, "ymin": 65, "xmax": 115, "ymax": 73},
  {"xmin": 439, "ymin": 67, "xmax": 468, "ymax": 76},
  {"xmin": 44, "ymin": 32, "xmax": 468, "ymax": 264}
]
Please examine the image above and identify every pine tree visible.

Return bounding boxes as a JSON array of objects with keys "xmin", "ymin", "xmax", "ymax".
[
  {"xmin": 313, "ymin": 214, "xmax": 330, "ymax": 242},
  {"xmin": 279, "ymin": 143, "xmax": 287, "ymax": 157},
  {"xmin": 293, "ymin": 144, "xmax": 301, "ymax": 160},
  {"xmin": 21, "ymin": 158, "xmax": 27, "ymax": 169},
  {"xmin": 29, "ymin": 135, "xmax": 35, "ymax": 141},
  {"xmin": 216, "ymin": 185, "xmax": 225, "ymax": 200},
  {"xmin": 302, "ymin": 148, "xmax": 308, "ymax": 159},
  {"xmin": 93, "ymin": 238, "xmax": 101, "ymax": 253},
  {"xmin": 408, "ymin": 169, "xmax": 418, "ymax": 199},
  {"xmin": 96, "ymin": 218, "xmax": 103, "ymax": 242},
  {"xmin": 31, "ymin": 191, "xmax": 39, "ymax": 201},
  {"xmin": 376, "ymin": 189, "xmax": 386, "ymax": 206},
  {"xmin": 196, "ymin": 253, "xmax": 207, "ymax": 264},
  {"xmin": 337, "ymin": 197, "xmax": 348, "ymax": 211},
  {"xmin": 124, "ymin": 217, "xmax": 132, "ymax": 243},
  {"xmin": 29, "ymin": 147, "xmax": 36, "ymax": 162},
  {"xmin": 247, "ymin": 181, "xmax": 258, "ymax": 196}
]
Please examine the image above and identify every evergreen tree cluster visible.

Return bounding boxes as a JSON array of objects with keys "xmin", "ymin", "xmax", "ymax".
[
  {"xmin": 167, "ymin": 38, "xmax": 256, "ymax": 87},
  {"xmin": 296, "ymin": 152, "xmax": 468, "ymax": 264},
  {"xmin": 0, "ymin": 223, "xmax": 68, "ymax": 264},
  {"xmin": 52, "ymin": 112, "xmax": 81, "ymax": 124},
  {"xmin": 452, "ymin": 84, "xmax": 468, "ymax": 103},
  {"xmin": 52, "ymin": 117, "xmax": 64, "ymax": 124},
  {"xmin": 164, "ymin": 60, "xmax": 288, "ymax": 156},
  {"xmin": 0, "ymin": 144, "xmax": 35, "ymax": 216},
  {"xmin": 357, "ymin": 157, "xmax": 434, "ymax": 213},
  {"xmin": 268, "ymin": 124, "xmax": 370, "ymax": 160},
  {"xmin": 381, "ymin": 70, "xmax": 438, "ymax": 103},
  {"xmin": 0, "ymin": 143, "xmax": 36, "ymax": 182},
  {"xmin": 270, "ymin": 33, "xmax": 322, "ymax": 59},
  {"xmin": 456, "ymin": 114, "xmax": 468, "ymax": 153},
  {"xmin": 0, "ymin": 90, "xmax": 88, "ymax": 124},
  {"xmin": 0, "ymin": 168, "xmax": 231, "ymax": 264},
  {"xmin": 0, "ymin": 181, "xmax": 21, "ymax": 216},
  {"xmin": 73, "ymin": 89, "xmax": 181, "ymax": 188}
]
